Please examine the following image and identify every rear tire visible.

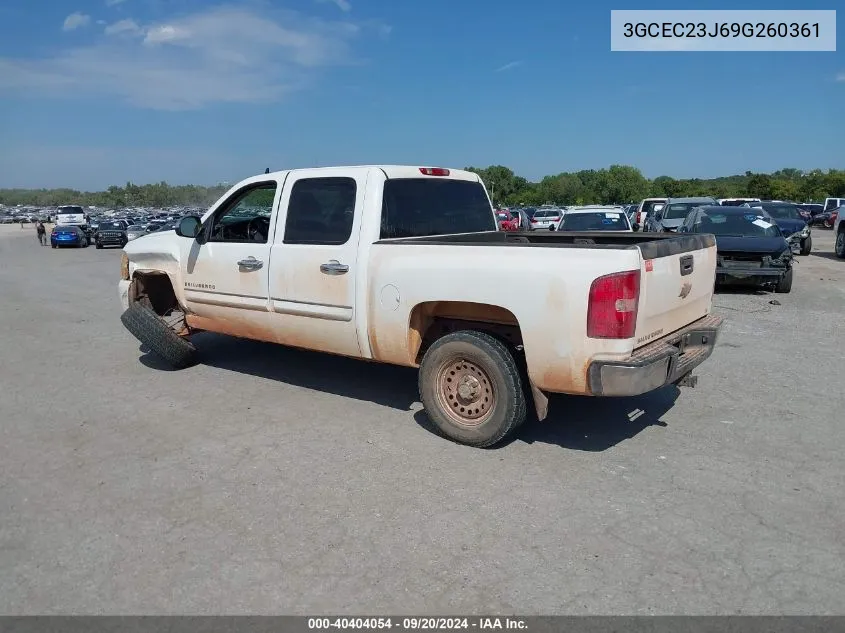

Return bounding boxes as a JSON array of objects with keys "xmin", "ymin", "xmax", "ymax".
[
  {"xmin": 120, "ymin": 302, "xmax": 197, "ymax": 369},
  {"xmin": 418, "ymin": 330, "xmax": 526, "ymax": 448},
  {"xmin": 775, "ymin": 267, "xmax": 793, "ymax": 294},
  {"xmin": 800, "ymin": 236, "xmax": 812, "ymax": 256},
  {"xmin": 835, "ymin": 230, "xmax": 845, "ymax": 259}
]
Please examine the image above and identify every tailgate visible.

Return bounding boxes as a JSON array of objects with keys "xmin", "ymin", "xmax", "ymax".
[{"xmin": 633, "ymin": 235, "xmax": 717, "ymax": 348}]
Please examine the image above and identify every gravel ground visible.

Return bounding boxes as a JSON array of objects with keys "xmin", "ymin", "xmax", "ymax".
[{"xmin": 1, "ymin": 225, "xmax": 843, "ymax": 615}]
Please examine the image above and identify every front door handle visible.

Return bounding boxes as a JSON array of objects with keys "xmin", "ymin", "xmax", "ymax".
[
  {"xmin": 320, "ymin": 259, "xmax": 349, "ymax": 275},
  {"xmin": 237, "ymin": 256, "xmax": 263, "ymax": 271}
]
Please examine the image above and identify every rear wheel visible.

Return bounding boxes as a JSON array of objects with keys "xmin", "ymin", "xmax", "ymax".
[
  {"xmin": 120, "ymin": 301, "xmax": 197, "ymax": 369},
  {"xmin": 800, "ymin": 236, "xmax": 812, "ymax": 256},
  {"xmin": 775, "ymin": 268, "xmax": 793, "ymax": 294},
  {"xmin": 835, "ymin": 230, "xmax": 845, "ymax": 259},
  {"xmin": 418, "ymin": 330, "xmax": 526, "ymax": 448}
]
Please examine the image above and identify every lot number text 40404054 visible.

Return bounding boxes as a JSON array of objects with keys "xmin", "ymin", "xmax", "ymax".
[{"xmin": 307, "ymin": 618, "xmax": 528, "ymax": 630}]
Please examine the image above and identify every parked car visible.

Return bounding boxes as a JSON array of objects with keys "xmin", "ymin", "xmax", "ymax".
[
  {"xmin": 118, "ymin": 164, "xmax": 723, "ymax": 448},
  {"xmin": 823, "ymin": 198, "xmax": 845, "ymax": 213},
  {"xmin": 530, "ymin": 208, "xmax": 563, "ymax": 231},
  {"xmin": 633, "ymin": 198, "xmax": 667, "ymax": 229},
  {"xmin": 95, "ymin": 221, "xmax": 128, "ymax": 249},
  {"xmin": 554, "ymin": 207, "xmax": 634, "ymax": 232},
  {"xmin": 718, "ymin": 198, "xmax": 762, "ymax": 206},
  {"xmin": 647, "ymin": 197, "xmax": 718, "ymax": 233},
  {"xmin": 757, "ymin": 201, "xmax": 812, "ymax": 255},
  {"xmin": 797, "ymin": 203, "xmax": 825, "ymax": 218},
  {"xmin": 679, "ymin": 205, "xmax": 793, "ymax": 293},
  {"xmin": 834, "ymin": 207, "xmax": 845, "ymax": 258},
  {"xmin": 50, "ymin": 224, "xmax": 88, "ymax": 248},
  {"xmin": 126, "ymin": 224, "xmax": 153, "ymax": 242}
]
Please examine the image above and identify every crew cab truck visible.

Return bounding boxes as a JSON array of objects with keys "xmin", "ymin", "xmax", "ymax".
[{"xmin": 118, "ymin": 165, "xmax": 723, "ymax": 448}]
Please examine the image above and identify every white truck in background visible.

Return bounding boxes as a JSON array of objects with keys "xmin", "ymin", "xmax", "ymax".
[{"xmin": 118, "ymin": 165, "xmax": 723, "ymax": 448}]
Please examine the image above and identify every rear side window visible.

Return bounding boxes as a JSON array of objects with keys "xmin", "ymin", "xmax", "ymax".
[
  {"xmin": 380, "ymin": 179, "xmax": 495, "ymax": 239},
  {"xmin": 284, "ymin": 177, "xmax": 357, "ymax": 245}
]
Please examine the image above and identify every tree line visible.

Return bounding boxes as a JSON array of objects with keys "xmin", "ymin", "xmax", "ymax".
[
  {"xmin": 1, "ymin": 167, "xmax": 844, "ymax": 209},
  {"xmin": 464, "ymin": 166, "xmax": 845, "ymax": 206}
]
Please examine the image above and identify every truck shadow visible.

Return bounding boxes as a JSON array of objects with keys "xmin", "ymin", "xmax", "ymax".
[
  {"xmin": 139, "ymin": 334, "xmax": 678, "ymax": 451},
  {"xmin": 414, "ymin": 387, "xmax": 676, "ymax": 451}
]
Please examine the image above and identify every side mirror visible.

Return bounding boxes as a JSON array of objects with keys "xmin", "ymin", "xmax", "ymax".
[
  {"xmin": 632, "ymin": 223, "xmax": 640, "ymax": 232},
  {"xmin": 176, "ymin": 216, "xmax": 202, "ymax": 239}
]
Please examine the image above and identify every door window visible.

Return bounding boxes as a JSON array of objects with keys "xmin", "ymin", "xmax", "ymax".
[
  {"xmin": 283, "ymin": 177, "xmax": 357, "ymax": 245},
  {"xmin": 206, "ymin": 183, "xmax": 277, "ymax": 244}
]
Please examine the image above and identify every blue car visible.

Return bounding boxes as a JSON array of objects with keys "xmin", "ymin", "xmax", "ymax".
[
  {"xmin": 679, "ymin": 206, "xmax": 793, "ymax": 293},
  {"xmin": 742, "ymin": 201, "xmax": 812, "ymax": 255},
  {"xmin": 51, "ymin": 224, "xmax": 89, "ymax": 248}
]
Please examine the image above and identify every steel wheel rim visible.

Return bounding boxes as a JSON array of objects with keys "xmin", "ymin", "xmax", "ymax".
[{"xmin": 436, "ymin": 357, "xmax": 495, "ymax": 427}]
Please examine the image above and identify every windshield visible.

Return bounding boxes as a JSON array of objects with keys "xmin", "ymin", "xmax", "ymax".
[
  {"xmin": 721, "ymin": 200, "xmax": 757, "ymax": 207},
  {"xmin": 99, "ymin": 222, "xmax": 124, "ymax": 230},
  {"xmin": 663, "ymin": 203, "xmax": 706, "ymax": 220},
  {"xmin": 558, "ymin": 211, "xmax": 629, "ymax": 231},
  {"xmin": 57, "ymin": 206, "xmax": 84, "ymax": 214},
  {"xmin": 694, "ymin": 212, "xmax": 782, "ymax": 238},
  {"xmin": 762, "ymin": 204, "xmax": 803, "ymax": 220},
  {"xmin": 380, "ymin": 179, "xmax": 495, "ymax": 238}
]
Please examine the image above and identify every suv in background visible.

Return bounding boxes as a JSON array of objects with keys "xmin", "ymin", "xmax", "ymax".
[
  {"xmin": 633, "ymin": 198, "xmax": 667, "ymax": 229},
  {"xmin": 823, "ymin": 198, "xmax": 845, "ymax": 213},
  {"xmin": 647, "ymin": 197, "xmax": 717, "ymax": 233},
  {"xmin": 95, "ymin": 221, "xmax": 128, "ymax": 249}
]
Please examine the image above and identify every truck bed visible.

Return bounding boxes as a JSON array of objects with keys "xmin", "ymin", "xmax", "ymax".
[{"xmin": 376, "ymin": 230, "xmax": 715, "ymax": 259}]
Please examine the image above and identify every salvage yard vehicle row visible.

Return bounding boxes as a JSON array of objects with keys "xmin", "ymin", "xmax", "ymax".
[{"xmin": 119, "ymin": 165, "xmax": 723, "ymax": 447}]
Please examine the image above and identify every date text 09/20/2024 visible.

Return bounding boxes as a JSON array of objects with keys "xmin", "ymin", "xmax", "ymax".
[{"xmin": 307, "ymin": 618, "xmax": 528, "ymax": 630}]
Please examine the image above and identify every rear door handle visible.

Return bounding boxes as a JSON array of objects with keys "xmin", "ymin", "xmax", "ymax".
[
  {"xmin": 237, "ymin": 256, "xmax": 263, "ymax": 271},
  {"xmin": 679, "ymin": 254, "xmax": 694, "ymax": 276},
  {"xmin": 320, "ymin": 259, "xmax": 349, "ymax": 275}
]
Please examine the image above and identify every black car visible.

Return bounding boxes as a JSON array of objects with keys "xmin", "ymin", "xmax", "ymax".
[
  {"xmin": 95, "ymin": 221, "xmax": 128, "ymax": 249},
  {"xmin": 758, "ymin": 201, "xmax": 812, "ymax": 255},
  {"xmin": 679, "ymin": 206, "xmax": 793, "ymax": 293}
]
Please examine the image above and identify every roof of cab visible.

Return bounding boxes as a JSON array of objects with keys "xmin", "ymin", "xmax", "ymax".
[{"xmin": 252, "ymin": 165, "xmax": 481, "ymax": 183}]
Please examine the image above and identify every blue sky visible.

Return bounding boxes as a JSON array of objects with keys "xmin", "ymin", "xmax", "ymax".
[{"xmin": 0, "ymin": 0, "xmax": 842, "ymax": 190}]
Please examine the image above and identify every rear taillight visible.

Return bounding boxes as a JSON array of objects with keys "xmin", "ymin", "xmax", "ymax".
[
  {"xmin": 586, "ymin": 270, "xmax": 640, "ymax": 339},
  {"xmin": 419, "ymin": 167, "xmax": 450, "ymax": 176},
  {"xmin": 531, "ymin": 219, "xmax": 538, "ymax": 223}
]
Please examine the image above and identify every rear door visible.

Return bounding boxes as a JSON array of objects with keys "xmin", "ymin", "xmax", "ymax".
[
  {"xmin": 633, "ymin": 236, "xmax": 717, "ymax": 346},
  {"xmin": 266, "ymin": 167, "xmax": 367, "ymax": 358}
]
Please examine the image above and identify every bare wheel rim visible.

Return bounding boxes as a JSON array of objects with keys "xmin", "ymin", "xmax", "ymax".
[
  {"xmin": 139, "ymin": 298, "xmax": 190, "ymax": 337},
  {"xmin": 435, "ymin": 357, "xmax": 496, "ymax": 427}
]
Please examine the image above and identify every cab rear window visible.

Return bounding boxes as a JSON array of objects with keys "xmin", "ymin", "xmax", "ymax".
[{"xmin": 380, "ymin": 179, "xmax": 495, "ymax": 239}]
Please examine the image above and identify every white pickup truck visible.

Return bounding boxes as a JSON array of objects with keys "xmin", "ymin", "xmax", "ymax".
[{"xmin": 118, "ymin": 165, "xmax": 723, "ymax": 447}]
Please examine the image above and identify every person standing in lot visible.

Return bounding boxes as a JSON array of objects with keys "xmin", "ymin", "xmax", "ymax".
[{"xmin": 36, "ymin": 221, "xmax": 47, "ymax": 246}]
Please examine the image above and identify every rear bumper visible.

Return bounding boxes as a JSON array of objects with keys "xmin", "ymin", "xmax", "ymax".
[{"xmin": 587, "ymin": 314, "xmax": 723, "ymax": 397}]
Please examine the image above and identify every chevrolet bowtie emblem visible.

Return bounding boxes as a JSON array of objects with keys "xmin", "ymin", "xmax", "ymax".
[{"xmin": 679, "ymin": 282, "xmax": 692, "ymax": 299}]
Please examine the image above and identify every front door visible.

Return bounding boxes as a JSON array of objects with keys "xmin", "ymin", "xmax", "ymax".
[
  {"xmin": 267, "ymin": 168, "xmax": 366, "ymax": 358},
  {"xmin": 180, "ymin": 181, "xmax": 280, "ymax": 337}
]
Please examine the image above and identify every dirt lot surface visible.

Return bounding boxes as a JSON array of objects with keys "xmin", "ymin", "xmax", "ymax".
[{"xmin": 1, "ymin": 225, "xmax": 843, "ymax": 614}]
